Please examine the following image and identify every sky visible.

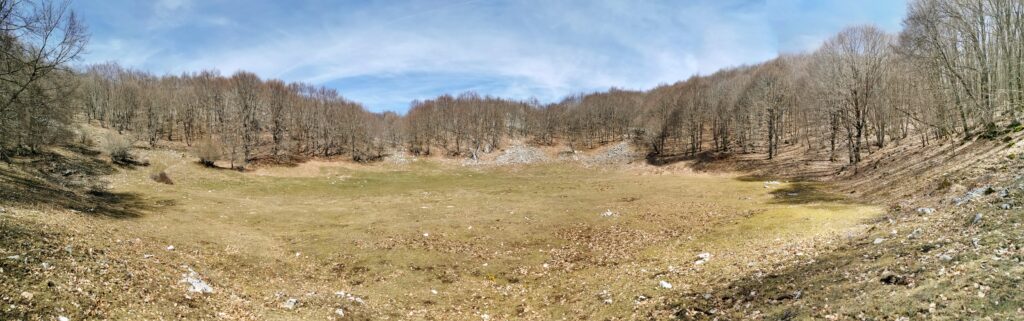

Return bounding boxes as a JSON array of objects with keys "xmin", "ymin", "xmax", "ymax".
[{"xmin": 71, "ymin": 0, "xmax": 908, "ymax": 113}]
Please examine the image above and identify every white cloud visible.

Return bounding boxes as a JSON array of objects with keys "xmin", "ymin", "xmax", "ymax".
[
  {"xmin": 174, "ymin": 2, "xmax": 765, "ymax": 97},
  {"xmin": 85, "ymin": 38, "xmax": 162, "ymax": 67},
  {"xmin": 77, "ymin": 0, "xmax": 908, "ymax": 111}
]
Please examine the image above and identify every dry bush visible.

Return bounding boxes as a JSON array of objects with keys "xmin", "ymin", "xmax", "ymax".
[
  {"xmin": 105, "ymin": 134, "xmax": 134, "ymax": 165},
  {"xmin": 150, "ymin": 170, "xmax": 173, "ymax": 185},
  {"xmin": 193, "ymin": 137, "xmax": 222, "ymax": 167},
  {"xmin": 78, "ymin": 130, "xmax": 95, "ymax": 147}
]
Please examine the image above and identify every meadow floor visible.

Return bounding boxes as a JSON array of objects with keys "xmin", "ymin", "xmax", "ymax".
[
  {"xmin": 1, "ymin": 147, "xmax": 883, "ymax": 320},
  {"xmin": 54, "ymin": 149, "xmax": 874, "ymax": 320}
]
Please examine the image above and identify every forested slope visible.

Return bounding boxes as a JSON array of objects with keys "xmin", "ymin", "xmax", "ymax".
[{"xmin": 56, "ymin": 0, "xmax": 1024, "ymax": 175}]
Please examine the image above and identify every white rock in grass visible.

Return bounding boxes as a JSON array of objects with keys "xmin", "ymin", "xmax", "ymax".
[
  {"xmin": 58, "ymin": 316, "xmax": 70, "ymax": 321},
  {"xmin": 907, "ymin": 228, "xmax": 922, "ymax": 239},
  {"xmin": 634, "ymin": 294, "xmax": 649, "ymax": 305},
  {"xmin": 181, "ymin": 268, "xmax": 213, "ymax": 294},
  {"xmin": 597, "ymin": 289, "xmax": 613, "ymax": 304},
  {"xmin": 282, "ymin": 298, "xmax": 298, "ymax": 310},
  {"xmin": 166, "ymin": 245, "xmax": 175, "ymax": 251},
  {"xmin": 335, "ymin": 291, "xmax": 366, "ymax": 305},
  {"xmin": 971, "ymin": 213, "xmax": 983, "ymax": 225},
  {"xmin": 695, "ymin": 252, "xmax": 712, "ymax": 265},
  {"xmin": 954, "ymin": 187, "xmax": 989, "ymax": 206},
  {"xmin": 334, "ymin": 308, "xmax": 345, "ymax": 317},
  {"xmin": 873, "ymin": 238, "xmax": 886, "ymax": 244},
  {"xmin": 659, "ymin": 280, "xmax": 673, "ymax": 289}
]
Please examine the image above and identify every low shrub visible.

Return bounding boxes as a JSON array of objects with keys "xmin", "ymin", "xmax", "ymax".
[
  {"xmin": 193, "ymin": 138, "xmax": 221, "ymax": 167},
  {"xmin": 150, "ymin": 170, "xmax": 174, "ymax": 185},
  {"xmin": 105, "ymin": 134, "xmax": 134, "ymax": 165}
]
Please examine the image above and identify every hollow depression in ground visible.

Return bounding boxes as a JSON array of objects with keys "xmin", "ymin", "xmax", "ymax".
[{"xmin": 98, "ymin": 150, "xmax": 880, "ymax": 320}]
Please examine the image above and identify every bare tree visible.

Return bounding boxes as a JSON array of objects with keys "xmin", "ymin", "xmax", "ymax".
[{"xmin": 0, "ymin": 0, "xmax": 87, "ymax": 159}]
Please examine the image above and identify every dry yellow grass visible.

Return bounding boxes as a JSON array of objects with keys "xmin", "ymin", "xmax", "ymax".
[
  {"xmin": 29, "ymin": 147, "xmax": 874, "ymax": 320},
  {"xmin": 8, "ymin": 128, "xmax": 1021, "ymax": 320}
]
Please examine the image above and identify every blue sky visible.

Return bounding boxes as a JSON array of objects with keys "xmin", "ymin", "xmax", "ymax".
[{"xmin": 72, "ymin": 0, "xmax": 908, "ymax": 113}]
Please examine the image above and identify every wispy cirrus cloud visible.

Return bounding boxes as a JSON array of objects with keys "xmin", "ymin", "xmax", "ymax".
[{"xmin": 71, "ymin": 0, "xmax": 907, "ymax": 112}]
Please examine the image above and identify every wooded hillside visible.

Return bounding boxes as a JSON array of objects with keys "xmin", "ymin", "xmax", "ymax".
[{"xmin": 3, "ymin": 0, "xmax": 1021, "ymax": 170}]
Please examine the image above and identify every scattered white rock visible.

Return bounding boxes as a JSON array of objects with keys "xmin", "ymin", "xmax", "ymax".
[
  {"xmin": 430, "ymin": 289, "xmax": 438, "ymax": 295},
  {"xmin": 971, "ymin": 213, "xmax": 983, "ymax": 225},
  {"xmin": 334, "ymin": 291, "xmax": 366, "ymax": 305},
  {"xmin": 422, "ymin": 232, "xmax": 430, "ymax": 237},
  {"xmin": 334, "ymin": 308, "xmax": 345, "ymax": 317},
  {"xmin": 916, "ymin": 207, "xmax": 936, "ymax": 215},
  {"xmin": 873, "ymin": 238, "xmax": 886, "ymax": 244},
  {"xmin": 143, "ymin": 254, "xmax": 153, "ymax": 259},
  {"xmin": 180, "ymin": 268, "xmax": 213, "ymax": 294},
  {"xmin": 281, "ymin": 298, "xmax": 298, "ymax": 310},
  {"xmin": 166, "ymin": 245, "xmax": 175, "ymax": 251},
  {"xmin": 601, "ymin": 209, "xmax": 618, "ymax": 218},
  {"xmin": 597, "ymin": 289, "xmax": 613, "ymax": 304},
  {"xmin": 58, "ymin": 316, "xmax": 70, "ymax": 321},
  {"xmin": 6, "ymin": 255, "xmax": 21, "ymax": 260},
  {"xmin": 495, "ymin": 145, "xmax": 548, "ymax": 165},
  {"xmin": 954, "ymin": 186, "xmax": 990, "ymax": 206},
  {"xmin": 20, "ymin": 291, "xmax": 33, "ymax": 301},
  {"xmin": 480, "ymin": 313, "xmax": 491, "ymax": 321},
  {"xmin": 939, "ymin": 254, "xmax": 954, "ymax": 262},
  {"xmin": 998, "ymin": 188, "xmax": 1010, "ymax": 198},
  {"xmin": 583, "ymin": 142, "xmax": 637, "ymax": 165},
  {"xmin": 634, "ymin": 294, "xmax": 649, "ymax": 305},
  {"xmin": 659, "ymin": 280, "xmax": 673, "ymax": 289},
  {"xmin": 907, "ymin": 228, "xmax": 922, "ymax": 239},
  {"xmin": 385, "ymin": 150, "xmax": 411, "ymax": 165},
  {"xmin": 695, "ymin": 252, "xmax": 712, "ymax": 265},
  {"xmin": 1001, "ymin": 203, "xmax": 1012, "ymax": 210}
]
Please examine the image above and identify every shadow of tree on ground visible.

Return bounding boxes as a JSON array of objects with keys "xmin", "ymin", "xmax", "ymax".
[
  {"xmin": 0, "ymin": 148, "xmax": 164, "ymax": 219},
  {"xmin": 765, "ymin": 182, "xmax": 851, "ymax": 205}
]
